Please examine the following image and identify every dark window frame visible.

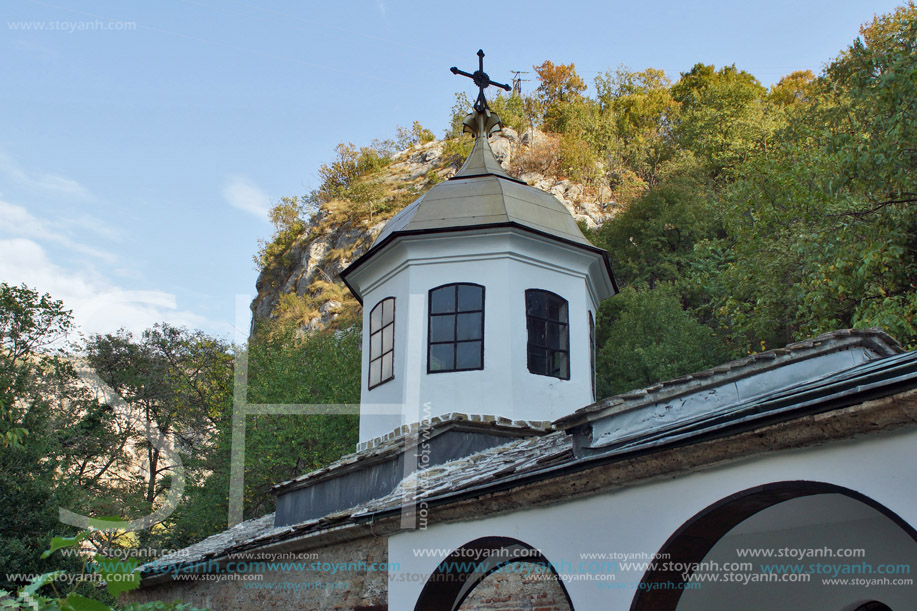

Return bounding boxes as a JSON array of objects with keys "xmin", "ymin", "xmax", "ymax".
[
  {"xmin": 525, "ymin": 289, "xmax": 570, "ymax": 380},
  {"xmin": 427, "ymin": 283, "xmax": 485, "ymax": 374},
  {"xmin": 368, "ymin": 297, "xmax": 396, "ymax": 389},
  {"xmin": 589, "ymin": 310, "xmax": 596, "ymax": 400}
]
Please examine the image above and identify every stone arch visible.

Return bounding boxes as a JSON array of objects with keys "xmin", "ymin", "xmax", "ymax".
[
  {"xmin": 630, "ymin": 481, "xmax": 917, "ymax": 611},
  {"xmin": 414, "ymin": 536, "xmax": 574, "ymax": 611}
]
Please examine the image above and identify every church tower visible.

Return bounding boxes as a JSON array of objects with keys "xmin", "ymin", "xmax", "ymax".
[{"xmin": 341, "ymin": 51, "xmax": 617, "ymax": 444}]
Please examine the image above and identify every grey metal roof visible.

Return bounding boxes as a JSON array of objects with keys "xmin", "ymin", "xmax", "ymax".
[
  {"xmin": 451, "ymin": 125, "xmax": 515, "ymax": 181},
  {"xmin": 371, "ymin": 135, "xmax": 591, "ymax": 247},
  {"xmin": 555, "ymin": 328, "xmax": 903, "ymax": 431},
  {"xmin": 587, "ymin": 346, "xmax": 917, "ymax": 454}
]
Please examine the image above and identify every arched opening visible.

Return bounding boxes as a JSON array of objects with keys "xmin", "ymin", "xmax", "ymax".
[
  {"xmin": 631, "ymin": 481, "xmax": 917, "ymax": 611},
  {"xmin": 414, "ymin": 536, "xmax": 574, "ymax": 611},
  {"xmin": 846, "ymin": 602, "xmax": 893, "ymax": 611}
]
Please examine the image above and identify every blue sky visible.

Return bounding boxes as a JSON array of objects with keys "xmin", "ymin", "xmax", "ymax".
[{"xmin": 0, "ymin": 0, "xmax": 903, "ymax": 342}]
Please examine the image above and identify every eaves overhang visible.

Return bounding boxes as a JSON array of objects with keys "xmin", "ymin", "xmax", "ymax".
[{"xmin": 340, "ymin": 221, "xmax": 619, "ymax": 304}]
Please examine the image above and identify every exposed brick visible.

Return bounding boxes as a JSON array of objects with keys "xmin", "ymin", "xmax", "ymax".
[
  {"xmin": 123, "ymin": 537, "xmax": 388, "ymax": 611},
  {"xmin": 457, "ymin": 562, "xmax": 570, "ymax": 611}
]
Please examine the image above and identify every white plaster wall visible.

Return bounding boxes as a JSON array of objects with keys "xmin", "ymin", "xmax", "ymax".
[
  {"xmin": 358, "ymin": 265, "xmax": 411, "ymax": 442},
  {"xmin": 387, "ymin": 429, "xmax": 917, "ymax": 611},
  {"xmin": 676, "ymin": 494, "xmax": 915, "ymax": 611},
  {"xmin": 355, "ymin": 229, "xmax": 609, "ymax": 443}
]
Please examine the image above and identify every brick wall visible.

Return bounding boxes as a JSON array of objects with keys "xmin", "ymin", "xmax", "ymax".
[
  {"xmin": 122, "ymin": 536, "xmax": 388, "ymax": 610},
  {"xmin": 458, "ymin": 562, "xmax": 571, "ymax": 611}
]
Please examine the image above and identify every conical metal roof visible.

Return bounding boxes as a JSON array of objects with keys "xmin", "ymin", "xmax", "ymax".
[{"xmin": 372, "ymin": 109, "xmax": 590, "ymax": 247}]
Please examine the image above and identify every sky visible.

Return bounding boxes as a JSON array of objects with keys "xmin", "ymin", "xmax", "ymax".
[{"xmin": 0, "ymin": 0, "xmax": 904, "ymax": 343}]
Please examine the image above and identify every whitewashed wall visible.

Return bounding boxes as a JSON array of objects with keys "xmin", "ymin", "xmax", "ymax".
[
  {"xmin": 388, "ymin": 429, "xmax": 917, "ymax": 610},
  {"xmin": 352, "ymin": 228, "xmax": 612, "ymax": 443}
]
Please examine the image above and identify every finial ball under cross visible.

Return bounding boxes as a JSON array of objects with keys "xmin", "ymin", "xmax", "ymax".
[{"xmin": 451, "ymin": 49, "xmax": 511, "ymax": 113}]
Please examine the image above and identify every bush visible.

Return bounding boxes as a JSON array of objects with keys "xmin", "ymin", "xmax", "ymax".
[{"xmin": 396, "ymin": 121, "xmax": 436, "ymax": 150}]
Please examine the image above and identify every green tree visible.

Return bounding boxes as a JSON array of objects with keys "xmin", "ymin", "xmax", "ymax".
[
  {"xmin": 592, "ymin": 168, "xmax": 716, "ymax": 290},
  {"xmin": 594, "ymin": 66, "xmax": 680, "ymax": 187},
  {"xmin": 240, "ymin": 325, "xmax": 361, "ymax": 517},
  {"xmin": 82, "ymin": 325, "xmax": 233, "ymax": 540},
  {"xmin": 0, "ymin": 284, "xmax": 86, "ymax": 589},
  {"xmin": 533, "ymin": 60, "xmax": 587, "ymax": 132},
  {"xmin": 254, "ymin": 196, "xmax": 308, "ymax": 271},
  {"xmin": 596, "ymin": 285, "xmax": 725, "ymax": 397},
  {"xmin": 769, "ymin": 70, "xmax": 816, "ymax": 106},
  {"xmin": 671, "ymin": 63, "xmax": 772, "ymax": 179},
  {"xmin": 0, "ymin": 283, "xmax": 72, "ymax": 447},
  {"xmin": 308, "ymin": 142, "xmax": 391, "ymax": 208},
  {"xmin": 489, "ymin": 92, "xmax": 529, "ymax": 134},
  {"xmin": 163, "ymin": 322, "xmax": 362, "ymax": 538},
  {"xmin": 695, "ymin": 4, "xmax": 917, "ymax": 353}
]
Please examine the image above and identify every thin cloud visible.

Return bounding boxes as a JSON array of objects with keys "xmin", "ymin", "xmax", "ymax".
[
  {"xmin": 0, "ymin": 198, "xmax": 117, "ymax": 262},
  {"xmin": 0, "ymin": 147, "xmax": 94, "ymax": 200},
  {"xmin": 0, "ymin": 238, "xmax": 213, "ymax": 337},
  {"xmin": 222, "ymin": 175, "xmax": 271, "ymax": 220},
  {"xmin": 60, "ymin": 212, "xmax": 122, "ymax": 242}
]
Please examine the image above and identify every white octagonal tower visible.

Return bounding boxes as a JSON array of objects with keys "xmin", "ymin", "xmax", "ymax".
[{"xmin": 342, "ymin": 103, "xmax": 618, "ymax": 445}]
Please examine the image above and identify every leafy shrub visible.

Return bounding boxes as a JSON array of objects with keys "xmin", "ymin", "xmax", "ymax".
[
  {"xmin": 254, "ymin": 196, "xmax": 307, "ymax": 270},
  {"xmin": 489, "ymin": 93, "xmax": 528, "ymax": 134},
  {"xmin": 396, "ymin": 122, "xmax": 435, "ymax": 149}
]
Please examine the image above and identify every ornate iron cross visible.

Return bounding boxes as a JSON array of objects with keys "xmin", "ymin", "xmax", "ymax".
[{"xmin": 451, "ymin": 49, "xmax": 511, "ymax": 113}]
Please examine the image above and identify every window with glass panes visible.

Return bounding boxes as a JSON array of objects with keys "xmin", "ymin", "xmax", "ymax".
[
  {"xmin": 368, "ymin": 297, "xmax": 395, "ymax": 388},
  {"xmin": 428, "ymin": 283, "xmax": 484, "ymax": 373},
  {"xmin": 526, "ymin": 290, "xmax": 569, "ymax": 379}
]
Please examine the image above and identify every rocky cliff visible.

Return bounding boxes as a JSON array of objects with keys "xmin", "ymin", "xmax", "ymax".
[{"xmin": 251, "ymin": 128, "xmax": 620, "ymax": 334}]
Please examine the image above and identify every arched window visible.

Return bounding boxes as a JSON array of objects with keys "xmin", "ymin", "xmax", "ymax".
[
  {"xmin": 525, "ymin": 290, "xmax": 569, "ymax": 380},
  {"xmin": 589, "ymin": 310, "xmax": 596, "ymax": 400},
  {"xmin": 368, "ymin": 297, "xmax": 395, "ymax": 388},
  {"xmin": 428, "ymin": 283, "xmax": 484, "ymax": 373}
]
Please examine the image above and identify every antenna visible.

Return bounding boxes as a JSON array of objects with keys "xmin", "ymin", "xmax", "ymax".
[{"xmin": 510, "ymin": 70, "xmax": 530, "ymax": 96}]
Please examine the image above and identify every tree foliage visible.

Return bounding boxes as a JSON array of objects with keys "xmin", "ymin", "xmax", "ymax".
[
  {"xmin": 533, "ymin": 60, "xmax": 587, "ymax": 132},
  {"xmin": 596, "ymin": 285, "xmax": 725, "ymax": 397},
  {"xmin": 0, "ymin": 283, "xmax": 73, "ymax": 447},
  {"xmin": 83, "ymin": 325, "xmax": 233, "ymax": 518},
  {"xmin": 240, "ymin": 325, "xmax": 360, "ymax": 516},
  {"xmin": 690, "ymin": 3, "xmax": 917, "ymax": 353},
  {"xmin": 0, "ymin": 284, "xmax": 86, "ymax": 589}
]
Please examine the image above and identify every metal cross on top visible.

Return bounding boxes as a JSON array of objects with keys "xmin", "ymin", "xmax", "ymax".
[{"xmin": 451, "ymin": 49, "xmax": 511, "ymax": 113}]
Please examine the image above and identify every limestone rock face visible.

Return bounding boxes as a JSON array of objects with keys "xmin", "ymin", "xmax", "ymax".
[
  {"xmin": 251, "ymin": 219, "xmax": 370, "ymax": 327},
  {"xmin": 250, "ymin": 129, "xmax": 619, "ymax": 333}
]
